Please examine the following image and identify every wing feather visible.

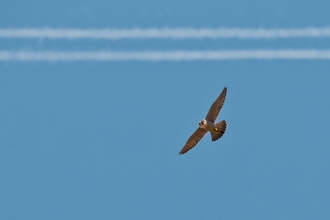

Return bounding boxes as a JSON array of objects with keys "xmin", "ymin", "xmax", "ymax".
[
  {"xmin": 205, "ymin": 87, "xmax": 227, "ymax": 123},
  {"xmin": 179, "ymin": 128, "xmax": 207, "ymax": 155}
]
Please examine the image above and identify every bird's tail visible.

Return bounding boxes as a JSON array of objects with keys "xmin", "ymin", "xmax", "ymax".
[{"xmin": 211, "ymin": 120, "xmax": 226, "ymax": 142}]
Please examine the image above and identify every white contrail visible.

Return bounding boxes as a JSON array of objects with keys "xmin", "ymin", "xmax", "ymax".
[
  {"xmin": 1, "ymin": 50, "xmax": 330, "ymax": 61},
  {"xmin": 1, "ymin": 27, "xmax": 330, "ymax": 40}
]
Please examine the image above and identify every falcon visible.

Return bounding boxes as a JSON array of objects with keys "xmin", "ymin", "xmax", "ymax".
[{"xmin": 179, "ymin": 87, "xmax": 227, "ymax": 155}]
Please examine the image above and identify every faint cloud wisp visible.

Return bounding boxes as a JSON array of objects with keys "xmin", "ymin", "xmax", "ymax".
[
  {"xmin": 1, "ymin": 50, "xmax": 330, "ymax": 61},
  {"xmin": 1, "ymin": 27, "xmax": 330, "ymax": 40}
]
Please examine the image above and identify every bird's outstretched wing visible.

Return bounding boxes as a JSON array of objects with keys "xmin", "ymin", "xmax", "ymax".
[
  {"xmin": 179, "ymin": 128, "xmax": 207, "ymax": 155},
  {"xmin": 205, "ymin": 87, "xmax": 227, "ymax": 123}
]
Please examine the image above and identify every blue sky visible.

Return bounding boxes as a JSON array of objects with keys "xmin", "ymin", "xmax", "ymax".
[
  {"xmin": 1, "ymin": 0, "xmax": 330, "ymax": 27},
  {"xmin": 1, "ymin": 0, "xmax": 330, "ymax": 219}
]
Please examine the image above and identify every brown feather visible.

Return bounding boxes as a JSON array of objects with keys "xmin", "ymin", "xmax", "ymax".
[
  {"xmin": 205, "ymin": 87, "xmax": 227, "ymax": 123},
  {"xmin": 211, "ymin": 120, "xmax": 227, "ymax": 141},
  {"xmin": 179, "ymin": 128, "xmax": 207, "ymax": 155}
]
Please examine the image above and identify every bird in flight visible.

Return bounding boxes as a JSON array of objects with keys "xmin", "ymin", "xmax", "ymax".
[{"xmin": 179, "ymin": 87, "xmax": 227, "ymax": 155}]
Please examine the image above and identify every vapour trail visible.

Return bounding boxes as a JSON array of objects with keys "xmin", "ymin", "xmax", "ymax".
[
  {"xmin": 1, "ymin": 50, "xmax": 330, "ymax": 61},
  {"xmin": 1, "ymin": 27, "xmax": 330, "ymax": 40}
]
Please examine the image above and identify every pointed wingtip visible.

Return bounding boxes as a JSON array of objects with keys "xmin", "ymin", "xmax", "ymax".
[{"xmin": 179, "ymin": 149, "xmax": 188, "ymax": 155}]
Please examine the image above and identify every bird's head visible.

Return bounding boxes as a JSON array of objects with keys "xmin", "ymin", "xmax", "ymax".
[{"xmin": 199, "ymin": 119, "xmax": 206, "ymax": 126}]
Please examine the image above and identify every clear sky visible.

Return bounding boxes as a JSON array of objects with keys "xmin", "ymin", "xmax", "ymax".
[{"xmin": 1, "ymin": 0, "xmax": 330, "ymax": 219}]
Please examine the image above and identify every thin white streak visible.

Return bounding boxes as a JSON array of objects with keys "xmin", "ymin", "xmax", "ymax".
[
  {"xmin": 1, "ymin": 50, "xmax": 330, "ymax": 61},
  {"xmin": 1, "ymin": 28, "xmax": 330, "ymax": 40}
]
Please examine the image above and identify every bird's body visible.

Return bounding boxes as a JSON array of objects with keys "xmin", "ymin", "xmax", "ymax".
[
  {"xmin": 179, "ymin": 87, "xmax": 227, "ymax": 155},
  {"xmin": 199, "ymin": 119, "xmax": 215, "ymax": 131}
]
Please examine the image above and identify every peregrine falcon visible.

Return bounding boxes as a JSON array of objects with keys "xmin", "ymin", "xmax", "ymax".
[{"xmin": 179, "ymin": 87, "xmax": 227, "ymax": 155}]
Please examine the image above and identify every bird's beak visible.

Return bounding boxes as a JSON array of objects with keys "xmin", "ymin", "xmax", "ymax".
[{"xmin": 198, "ymin": 121, "xmax": 202, "ymax": 125}]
